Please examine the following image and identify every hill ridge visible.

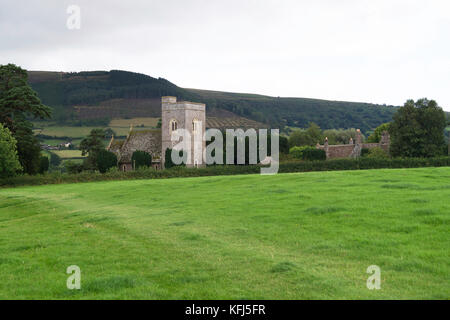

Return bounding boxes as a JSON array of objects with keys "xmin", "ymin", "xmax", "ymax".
[{"xmin": 28, "ymin": 70, "xmax": 397, "ymax": 132}]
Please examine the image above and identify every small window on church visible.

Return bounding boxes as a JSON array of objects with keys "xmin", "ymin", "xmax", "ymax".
[
  {"xmin": 192, "ymin": 119, "xmax": 201, "ymax": 133},
  {"xmin": 170, "ymin": 119, "xmax": 178, "ymax": 132}
]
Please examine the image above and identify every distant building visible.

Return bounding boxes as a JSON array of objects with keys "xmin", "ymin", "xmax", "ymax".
[
  {"xmin": 316, "ymin": 129, "xmax": 390, "ymax": 159},
  {"xmin": 41, "ymin": 144, "xmax": 59, "ymax": 151}
]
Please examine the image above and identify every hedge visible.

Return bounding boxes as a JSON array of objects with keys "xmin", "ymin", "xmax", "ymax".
[
  {"xmin": 1, "ymin": 157, "xmax": 449, "ymax": 188},
  {"xmin": 289, "ymin": 146, "xmax": 326, "ymax": 161}
]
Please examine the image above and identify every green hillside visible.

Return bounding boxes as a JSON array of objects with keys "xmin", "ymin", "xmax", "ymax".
[
  {"xmin": 28, "ymin": 70, "xmax": 397, "ymax": 133},
  {"xmin": 188, "ymin": 88, "xmax": 396, "ymax": 132},
  {"xmin": 0, "ymin": 168, "xmax": 449, "ymax": 299}
]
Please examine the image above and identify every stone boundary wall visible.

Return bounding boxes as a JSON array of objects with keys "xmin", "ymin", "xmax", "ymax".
[{"xmin": 317, "ymin": 130, "xmax": 390, "ymax": 159}]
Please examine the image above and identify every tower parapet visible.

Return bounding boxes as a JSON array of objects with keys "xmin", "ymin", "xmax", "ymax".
[{"xmin": 162, "ymin": 96, "xmax": 177, "ymax": 104}]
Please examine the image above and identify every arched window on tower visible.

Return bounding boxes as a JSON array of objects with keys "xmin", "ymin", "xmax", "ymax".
[{"xmin": 170, "ymin": 119, "xmax": 178, "ymax": 132}]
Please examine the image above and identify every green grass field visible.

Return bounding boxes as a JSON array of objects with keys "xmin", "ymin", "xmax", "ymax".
[
  {"xmin": 0, "ymin": 168, "xmax": 448, "ymax": 299},
  {"xmin": 50, "ymin": 150, "xmax": 85, "ymax": 159},
  {"xmin": 109, "ymin": 117, "xmax": 160, "ymax": 128},
  {"xmin": 39, "ymin": 138, "xmax": 83, "ymax": 146}
]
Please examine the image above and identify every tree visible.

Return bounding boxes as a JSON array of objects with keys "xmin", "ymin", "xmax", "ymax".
[
  {"xmin": 164, "ymin": 148, "xmax": 179, "ymax": 169},
  {"xmin": 323, "ymin": 128, "xmax": 360, "ymax": 145},
  {"xmin": 79, "ymin": 129, "xmax": 105, "ymax": 169},
  {"xmin": 390, "ymin": 99, "xmax": 446, "ymax": 158},
  {"xmin": 306, "ymin": 122, "xmax": 323, "ymax": 145},
  {"xmin": 0, "ymin": 64, "xmax": 51, "ymax": 174},
  {"xmin": 14, "ymin": 119, "xmax": 42, "ymax": 174},
  {"xmin": 288, "ymin": 123, "xmax": 324, "ymax": 148},
  {"xmin": 50, "ymin": 152, "xmax": 62, "ymax": 167},
  {"xmin": 0, "ymin": 64, "xmax": 51, "ymax": 128},
  {"xmin": 367, "ymin": 123, "xmax": 391, "ymax": 143},
  {"xmin": 279, "ymin": 136, "xmax": 289, "ymax": 154},
  {"xmin": 0, "ymin": 124, "xmax": 22, "ymax": 178},
  {"xmin": 104, "ymin": 128, "xmax": 116, "ymax": 139},
  {"xmin": 38, "ymin": 156, "xmax": 49, "ymax": 174},
  {"xmin": 289, "ymin": 129, "xmax": 312, "ymax": 148},
  {"xmin": 131, "ymin": 150, "xmax": 152, "ymax": 169},
  {"xmin": 96, "ymin": 150, "xmax": 117, "ymax": 173}
]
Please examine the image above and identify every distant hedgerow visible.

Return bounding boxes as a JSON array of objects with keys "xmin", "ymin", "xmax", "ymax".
[
  {"xmin": 1, "ymin": 157, "xmax": 449, "ymax": 188},
  {"xmin": 289, "ymin": 146, "xmax": 326, "ymax": 161}
]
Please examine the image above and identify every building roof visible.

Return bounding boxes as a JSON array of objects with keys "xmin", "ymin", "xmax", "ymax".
[{"xmin": 107, "ymin": 129, "xmax": 162, "ymax": 164}]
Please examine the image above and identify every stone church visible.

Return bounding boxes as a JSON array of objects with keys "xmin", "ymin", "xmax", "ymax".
[{"xmin": 107, "ymin": 96, "xmax": 205, "ymax": 171}]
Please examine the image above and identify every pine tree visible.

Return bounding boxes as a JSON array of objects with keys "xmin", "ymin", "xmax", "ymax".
[{"xmin": 0, "ymin": 64, "xmax": 51, "ymax": 174}]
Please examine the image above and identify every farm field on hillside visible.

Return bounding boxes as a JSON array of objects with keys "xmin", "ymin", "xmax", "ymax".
[
  {"xmin": 0, "ymin": 168, "xmax": 448, "ymax": 299},
  {"xmin": 34, "ymin": 126, "xmax": 132, "ymax": 138},
  {"xmin": 109, "ymin": 117, "xmax": 160, "ymax": 128},
  {"xmin": 50, "ymin": 150, "xmax": 85, "ymax": 159}
]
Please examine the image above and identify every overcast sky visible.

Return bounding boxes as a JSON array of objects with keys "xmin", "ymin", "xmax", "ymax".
[{"xmin": 1, "ymin": 0, "xmax": 449, "ymax": 110}]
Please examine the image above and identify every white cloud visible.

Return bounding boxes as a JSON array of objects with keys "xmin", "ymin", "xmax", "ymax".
[{"xmin": 1, "ymin": 0, "xmax": 449, "ymax": 110}]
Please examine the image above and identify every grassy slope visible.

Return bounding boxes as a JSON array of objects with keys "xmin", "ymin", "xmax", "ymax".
[{"xmin": 0, "ymin": 168, "xmax": 449, "ymax": 299}]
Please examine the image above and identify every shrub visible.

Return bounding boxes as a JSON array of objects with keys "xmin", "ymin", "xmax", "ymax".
[
  {"xmin": 65, "ymin": 160, "xmax": 84, "ymax": 174},
  {"xmin": 289, "ymin": 146, "xmax": 326, "ymax": 161},
  {"xmin": 366, "ymin": 147, "xmax": 389, "ymax": 159},
  {"xmin": 49, "ymin": 152, "xmax": 62, "ymax": 167},
  {"xmin": 107, "ymin": 166, "xmax": 120, "ymax": 173},
  {"xmin": 360, "ymin": 148, "xmax": 370, "ymax": 157},
  {"xmin": 96, "ymin": 150, "xmax": 118, "ymax": 174},
  {"xmin": 301, "ymin": 147, "xmax": 326, "ymax": 161},
  {"xmin": 38, "ymin": 156, "xmax": 49, "ymax": 174},
  {"xmin": 0, "ymin": 124, "xmax": 22, "ymax": 178},
  {"xmin": 131, "ymin": 151, "xmax": 152, "ymax": 169},
  {"xmin": 164, "ymin": 148, "xmax": 175, "ymax": 169},
  {"xmin": 164, "ymin": 148, "xmax": 186, "ymax": 168},
  {"xmin": 367, "ymin": 123, "xmax": 391, "ymax": 143},
  {"xmin": 289, "ymin": 146, "xmax": 304, "ymax": 159}
]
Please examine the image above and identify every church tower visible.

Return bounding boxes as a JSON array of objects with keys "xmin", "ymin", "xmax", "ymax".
[{"xmin": 161, "ymin": 96, "xmax": 206, "ymax": 168}]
